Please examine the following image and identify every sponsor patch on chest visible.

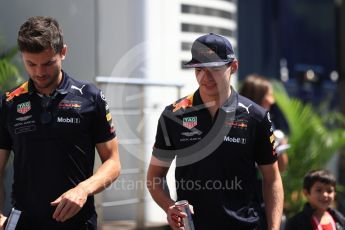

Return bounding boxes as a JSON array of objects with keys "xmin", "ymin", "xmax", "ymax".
[
  {"xmin": 17, "ymin": 101, "xmax": 31, "ymax": 114},
  {"xmin": 58, "ymin": 100, "xmax": 82, "ymax": 110},
  {"xmin": 182, "ymin": 116, "xmax": 197, "ymax": 129},
  {"xmin": 224, "ymin": 136, "xmax": 247, "ymax": 144},
  {"xmin": 57, "ymin": 117, "xmax": 80, "ymax": 124}
]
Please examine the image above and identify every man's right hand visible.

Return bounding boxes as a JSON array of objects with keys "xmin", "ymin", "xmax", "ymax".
[
  {"xmin": 0, "ymin": 213, "xmax": 7, "ymax": 230},
  {"xmin": 166, "ymin": 204, "xmax": 194, "ymax": 230},
  {"xmin": 167, "ymin": 204, "xmax": 187, "ymax": 230}
]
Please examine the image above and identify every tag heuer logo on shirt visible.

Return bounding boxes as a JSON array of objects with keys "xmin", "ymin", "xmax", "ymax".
[
  {"xmin": 182, "ymin": 116, "xmax": 197, "ymax": 129},
  {"xmin": 17, "ymin": 101, "xmax": 31, "ymax": 114}
]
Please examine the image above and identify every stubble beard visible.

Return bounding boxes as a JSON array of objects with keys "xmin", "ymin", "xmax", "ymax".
[{"xmin": 32, "ymin": 68, "xmax": 61, "ymax": 94}]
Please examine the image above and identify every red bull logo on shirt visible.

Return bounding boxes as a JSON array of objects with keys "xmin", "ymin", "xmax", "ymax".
[
  {"xmin": 6, "ymin": 82, "xmax": 29, "ymax": 102},
  {"xmin": 58, "ymin": 101, "xmax": 81, "ymax": 110},
  {"xmin": 173, "ymin": 94, "xmax": 193, "ymax": 112},
  {"xmin": 225, "ymin": 120, "xmax": 248, "ymax": 129}
]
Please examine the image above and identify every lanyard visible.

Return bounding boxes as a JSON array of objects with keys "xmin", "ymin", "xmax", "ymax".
[{"xmin": 312, "ymin": 211, "xmax": 336, "ymax": 230}]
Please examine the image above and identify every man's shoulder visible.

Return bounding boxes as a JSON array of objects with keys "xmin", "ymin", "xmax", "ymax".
[
  {"xmin": 164, "ymin": 93, "xmax": 194, "ymax": 114},
  {"xmin": 67, "ymin": 76, "xmax": 100, "ymax": 94},
  {"xmin": 237, "ymin": 94, "xmax": 267, "ymax": 121},
  {"xmin": 3, "ymin": 81, "xmax": 30, "ymax": 103},
  {"xmin": 66, "ymin": 76, "xmax": 102, "ymax": 101}
]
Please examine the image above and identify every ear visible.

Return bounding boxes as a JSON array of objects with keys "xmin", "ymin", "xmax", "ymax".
[
  {"xmin": 230, "ymin": 59, "xmax": 239, "ymax": 74},
  {"xmin": 60, "ymin": 44, "xmax": 67, "ymax": 61},
  {"xmin": 303, "ymin": 189, "xmax": 309, "ymax": 196}
]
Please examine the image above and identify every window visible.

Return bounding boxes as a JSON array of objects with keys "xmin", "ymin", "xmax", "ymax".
[
  {"xmin": 181, "ymin": 4, "xmax": 236, "ymax": 20},
  {"xmin": 181, "ymin": 23, "xmax": 234, "ymax": 37},
  {"xmin": 181, "ymin": 42, "xmax": 193, "ymax": 51}
]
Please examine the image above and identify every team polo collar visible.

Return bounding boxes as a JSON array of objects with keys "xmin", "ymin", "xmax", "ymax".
[
  {"xmin": 222, "ymin": 86, "xmax": 238, "ymax": 113},
  {"xmin": 55, "ymin": 70, "xmax": 70, "ymax": 94},
  {"xmin": 193, "ymin": 86, "xmax": 238, "ymax": 113}
]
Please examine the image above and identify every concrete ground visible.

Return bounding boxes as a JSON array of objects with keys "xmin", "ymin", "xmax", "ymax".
[{"xmin": 101, "ymin": 221, "xmax": 170, "ymax": 230}]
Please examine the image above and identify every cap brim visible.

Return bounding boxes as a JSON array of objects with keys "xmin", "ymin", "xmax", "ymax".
[{"xmin": 184, "ymin": 59, "xmax": 232, "ymax": 68}]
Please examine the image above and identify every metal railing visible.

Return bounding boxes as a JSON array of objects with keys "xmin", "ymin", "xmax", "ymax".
[{"xmin": 95, "ymin": 76, "xmax": 184, "ymax": 229}]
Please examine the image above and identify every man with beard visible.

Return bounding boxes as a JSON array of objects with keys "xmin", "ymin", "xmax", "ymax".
[{"xmin": 0, "ymin": 16, "xmax": 121, "ymax": 229}]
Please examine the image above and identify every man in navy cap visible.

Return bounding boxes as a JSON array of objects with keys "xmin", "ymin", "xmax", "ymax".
[{"xmin": 147, "ymin": 33, "xmax": 283, "ymax": 230}]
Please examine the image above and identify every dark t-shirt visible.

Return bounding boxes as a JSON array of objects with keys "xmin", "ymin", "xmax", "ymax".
[
  {"xmin": 0, "ymin": 71, "xmax": 115, "ymax": 228},
  {"xmin": 153, "ymin": 88, "xmax": 276, "ymax": 229}
]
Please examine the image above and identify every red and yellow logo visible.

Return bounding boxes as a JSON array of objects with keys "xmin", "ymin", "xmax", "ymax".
[
  {"xmin": 225, "ymin": 121, "xmax": 248, "ymax": 129},
  {"xmin": 58, "ymin": 102, "xmax": 81, "ymax": 109},
  {"xmin": 173, "ymin": 94, "xmax": 193, "ymax": 112},
  {"xmin": 270, "ymin": 134, "xmax": 275, "ymax": 144},
  {"xmin": 6, "ymin": 82, "xmax": 29, "ymax": 102}
]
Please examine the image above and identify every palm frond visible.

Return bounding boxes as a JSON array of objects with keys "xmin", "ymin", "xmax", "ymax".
[
  {"xmin": 273, "ymin": 82, "xmax": 345, "ymax": 216},
  {"xmin": 0, "ymin": 59, "xmax": 22, "ymax": 94}
]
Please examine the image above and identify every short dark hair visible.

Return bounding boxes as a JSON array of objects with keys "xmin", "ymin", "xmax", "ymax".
[
  {"xmin": 17, "ymin": 16, "xmax": 64, "ymax": 54},
  {"xmin": 239, "ymin": 74, "xmax": 272, "ymax": 105},
  {"xmin": 303, "ymin": 169, "xmax": 336, "ymax": 193}
]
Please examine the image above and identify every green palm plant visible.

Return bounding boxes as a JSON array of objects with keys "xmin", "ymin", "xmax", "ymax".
[
  {"xmin": 0, "ymin": 46, "xmax": 23, "ymax": 94},
  {"xmin": 273, "ymin": 82, "xmax": 345, "ymax": 216}
]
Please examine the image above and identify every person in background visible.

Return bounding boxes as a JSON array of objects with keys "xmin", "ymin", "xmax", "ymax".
[
  {"xmin": 0, "ymin": 16, "xmax": 121, "ymax": 229},
  {"xmin": 240, "ymin": 74, "xmax": 291, "ymax": 229},
  {"xmin": 147, "ymin": 33, "xmax": 283, "ymax": 230},
  {"xmin": 240, "ymin": 74, "xmax": 289, "ymax": 172},
  {"xmin": 285, "ymin": 169, "xmax": 345, "ymax": 230}
]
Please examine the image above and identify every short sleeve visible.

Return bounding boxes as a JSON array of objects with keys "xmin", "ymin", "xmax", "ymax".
[
  {"xmin": 92, "ymin": 90, "xmax": 116, "ymax": 143},
  {"xmin": 254, "ymin": 111, "xmax": 277, "ymax": 165},
  {"xmin": 152, "ymin": 110, "xmax": 176, "ymax": 162},
  {"xmin": 0, "ymin": 95, "xmax": 12, "ymax": 150}
]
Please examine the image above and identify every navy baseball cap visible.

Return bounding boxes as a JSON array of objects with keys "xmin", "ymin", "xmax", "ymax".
[{"xmin": 184, "ymin": 33, "xmax": 236, "ymax": 68}]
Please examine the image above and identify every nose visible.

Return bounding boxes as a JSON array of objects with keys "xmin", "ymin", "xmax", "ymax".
[
  {"xmin": 322, "ymin": 191, "xmax": 330, "ymax": 198},
  {"xmin": 200, "ymin": 69, "xmax": 215, "ymax": 81},
  {"xmin": 36, "ymin": 66, "xmax": 47, "ymax": 77}
]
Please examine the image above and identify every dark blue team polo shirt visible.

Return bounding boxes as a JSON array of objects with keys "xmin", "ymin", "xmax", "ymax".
[
  {"xmin": 153, "ymin": 88, "xmax": 276, "ymax": 230},
  {"xmin": 0, "ymin": 71, "xmax": 115, "ymax": 228}
]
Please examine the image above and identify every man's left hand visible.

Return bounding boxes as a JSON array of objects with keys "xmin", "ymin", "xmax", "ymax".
[{"xmin": 51, "ymin": 186, "xmax": 88, "ymax": 222}]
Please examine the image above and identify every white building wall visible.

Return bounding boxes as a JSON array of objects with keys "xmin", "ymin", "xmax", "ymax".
[
  {"xmin": 0, "ymin": 0, "xmax": 238, "ymax": 226},
  {"xmin": 0, "ymin": 0, "xmax": 96, "ymax": 82},
  {"xmin": 144, "ymin": 0, "xmax": 181, "ymax": 223}
]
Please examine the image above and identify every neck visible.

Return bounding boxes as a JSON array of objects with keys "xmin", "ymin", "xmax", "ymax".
[
  {"xmin": 200, "ymin": 87, "xmax": 231, "ymax": 117},
  {"xmin": 37, "ymin": 71, "xmax": 63, "ymax": 96},
  {"xmin": 314, "ymin": 209, "xmax": 327, "ymax": 221},
  {"xmin": 39, "ymin": 86, "xmax": 56, "ymax": 96}
]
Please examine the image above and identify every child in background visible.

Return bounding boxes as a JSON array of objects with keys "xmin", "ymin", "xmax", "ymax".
[{"xmin": 285, "ymin": 169, "xmax": 345, "ymax": 230}]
